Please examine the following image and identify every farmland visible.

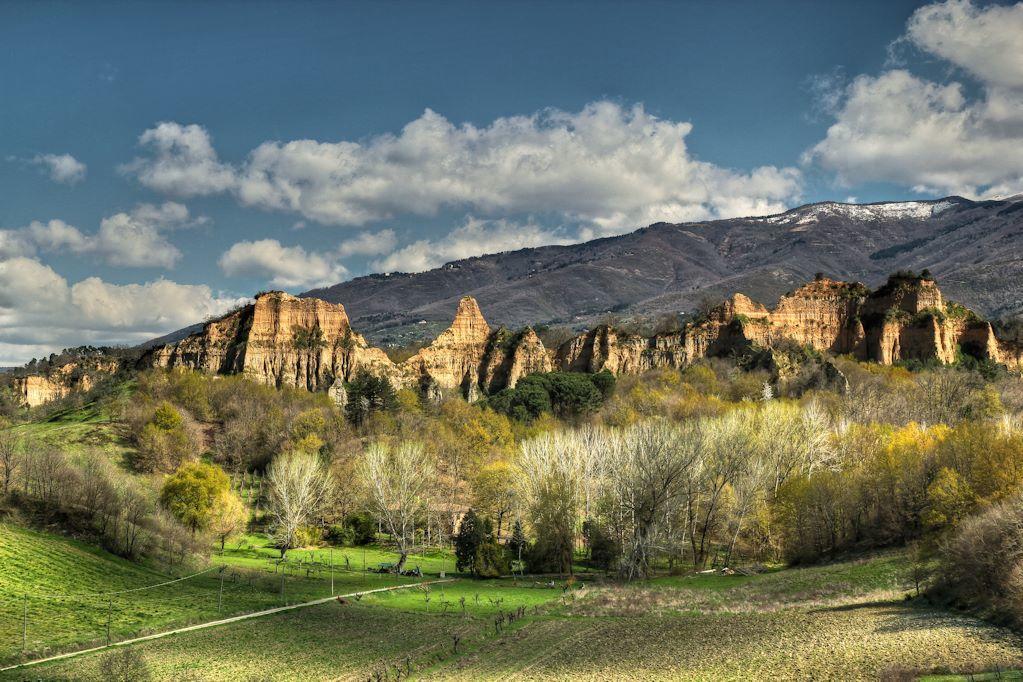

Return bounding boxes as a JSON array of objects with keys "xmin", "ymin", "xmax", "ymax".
[
  {"xmin": 7, "ymin": 552, "xmax": 1023, "ymax": 681},
  {"xmin": 0, "ymin": 524, "xmax": 419, "ymax": 667}
]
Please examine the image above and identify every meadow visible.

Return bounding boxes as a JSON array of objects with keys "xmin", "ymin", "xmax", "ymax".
[
  {"xmin": 0, "ymin": 524, "xmax": 420, "ymax": 667},
  {"xmin": 8, "ymin": 553, "xmax": 1023, "ymax": 681}
]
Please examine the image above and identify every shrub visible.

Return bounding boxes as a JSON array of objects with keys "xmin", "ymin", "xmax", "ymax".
[
  {"xmin": 99, "ymin": 647, "xmax": 151, "ymax": 682},
  {"xmin": 474, "ymin": 542, "xmax": 510, "ymax": 578},
  {"xmin": 937, "ymin": 491, "xmax": 1023, "ymax": 626},
  {"xmin": 350, "ymin": 512, "xmax": 378, "ymax": 545},
  {"xmin": 525, "ymin": 523, "xmax": 574, "ymax": 574}
]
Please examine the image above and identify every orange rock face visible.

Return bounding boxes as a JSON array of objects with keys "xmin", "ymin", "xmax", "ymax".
[
  {"xmin": 555, "ymin": 275, "xmax": 1021, "ymax": 374},
  {"xmin": 400, "ymin": 297, "xmax": 492, "ymax": 393},
  {"xmin": 12, "ymin": 360, "xmax": 119, "ymax": 407},
  {"xmin": 149, "ymin": 291, "xmax": 397, "ymax": 392},
  {"xmin": 22, "ymin": 272, "xmax": 1019, "ymax": 409}
]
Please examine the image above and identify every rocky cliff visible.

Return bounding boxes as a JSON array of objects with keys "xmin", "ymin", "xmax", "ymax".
[
  {"xmin": 555, "ymin": 274, "xmax": 1023, "ymax": 374},
  {"xmin": 12, "ymin": 359, "xmax": 121, "ymax": 407},
  {"xmin": 146, "ymin": 292, "xmax": 395, "ymax": 393},
  {"xmin": 144, "ymin": 292, "xmax": 553, "ymax": 403},
  {"xmin": 16, "ymin": 272, "xmax": 1023, "ymax": 408}
]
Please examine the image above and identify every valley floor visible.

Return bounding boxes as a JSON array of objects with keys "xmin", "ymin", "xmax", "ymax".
[{"xmin": 4, "ymin": 551, "xmax": 1022, "ymax": 681}]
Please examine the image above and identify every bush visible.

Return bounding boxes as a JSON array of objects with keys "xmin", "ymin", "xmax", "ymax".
[
  {"xmin": 328, "ymin": 512, "xmax": 376, "ymax": 546},
  {"xmin": 474, "ymin": 542, "xmax": 510, "ymax": 578},
  {"xmin": 583, "ymin": 520, "xmax": 619, "ymax": 572},
  {"xmin": 525, "ymin": 524, "xmax": 574, "ymax": 574},
  {"xmin": 294, "ymin": 525, "xmax": 322, "ymax": 548},
  {"xmin": 99, "ymin": 647, "xmax": 151, "ymax": 682},
  {"xmin": 937, "ymin": 492, "xmax": 1023, "ymax": 625}
]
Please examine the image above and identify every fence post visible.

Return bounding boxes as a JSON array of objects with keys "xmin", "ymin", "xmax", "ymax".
[
  {"xmin": 218, "ymin": 570, "xmax": 225, "ymax": 613},
  {"xmin": 106, "ymin": 597, "xmax": 112, "ymax": 645},
  {"xmin": 280, "ymin": 570, "xmax": 286, "ymax": 604},
  {"xmin": 22, "ymin": 595, "xmax": 27, "ymax": 658},
  {"xmin": 330, "ymin": 549, "xmax": 334, "ymax": 596}
]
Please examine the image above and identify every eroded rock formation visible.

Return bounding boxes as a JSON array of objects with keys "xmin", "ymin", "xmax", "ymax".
[
  {"xmin": 12, "ymin": 359, "xmax": 121, "ymax": 407},
  {"xmin": 146, "ymin": 291, "xmax": 395, "ymax": 392},
  {"xmin": 555, "ymin": 274, "xmax": 1023, "ymax": 374},
  {"xmin": 14, "ymin": 273, "xmax": 1023, "ymax": 408}
]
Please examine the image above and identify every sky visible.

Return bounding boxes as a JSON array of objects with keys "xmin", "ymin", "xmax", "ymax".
[{"xmin": 2, "ymin": 0, "xmax": 1023, "ymax": 364}]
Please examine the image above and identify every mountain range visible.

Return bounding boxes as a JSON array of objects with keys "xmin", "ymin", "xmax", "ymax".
[{"xmin": 302, "ymin": 196, "xmax": 1023, "ymax": 346}]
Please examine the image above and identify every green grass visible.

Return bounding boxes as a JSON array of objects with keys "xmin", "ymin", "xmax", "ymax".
[
  {"xmin": 7, "ymin": 399, "xmax": 132, "ymax": 466},
  {"xmin": 13, "ymin": 552, "xmax": 1023, "ymax": 681},
  {"xmin": 216, "ymin": 533, "xmax": 458, "ymax": 577},
  {"xmin": 0, "ymin": 524, "xmax": 420, "ymax": 666}
]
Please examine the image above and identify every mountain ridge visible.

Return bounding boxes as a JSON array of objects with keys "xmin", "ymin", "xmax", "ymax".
[{"xmin": 302, "ymin": 195, "xmax": 1023, "ymax": 347}]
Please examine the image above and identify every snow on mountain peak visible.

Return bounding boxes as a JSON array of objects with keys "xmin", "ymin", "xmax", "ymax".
[{"xmin": 758, "ymin": 200, "xmax": 956, "ymax": 228}]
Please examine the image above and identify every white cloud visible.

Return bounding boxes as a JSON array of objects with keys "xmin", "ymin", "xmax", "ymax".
[
  {"xmin": 31, "ymin": 153, "xmax": 87, "ymax": 185},
  {"xmin": 219, "ymin": 239, "xmax": 348, "ymax": 288},
  {"xmin": 905, "ymin": 0, "xmax": 1023, "ymax": 90},
  {"xmin": 94, "ymin": 204, "xmax": 190, "ymax": 268},
  {"xmin": 336, "ymin": 230, "xmax": 397, "ymax": 258},
  {"xmin": 26, "ymin": 219, "xmax": 92, "ymax": 253},
  {"xmin": 0, "ymin": 203, "xmax": 201, "ymax": 270},
  {"xmin": 122, "ymin": 122, "xmax": 235, "ymax": 195},
  {"xmin": 806, "ymin": 0, "xmax": 1023, "ymax": 198},
  {"xmin": 371, "ymin": 217, "xmax": 572, "ymax": 273},
  {"xmin": 0, "ymin": 256, "xmax": 244, "ymax": 365},
  {"xmin": 127, "ymin": 102, "xmax": 802, "ymax": 228}
]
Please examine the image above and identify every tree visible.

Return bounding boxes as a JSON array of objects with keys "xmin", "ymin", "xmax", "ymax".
[
  {"xmin": 345, "ymin": 371, "xmax": 398, "ymax": 426},
  {"xmin": 159, "ymin": 461, "xmax": 230, "ymax": 535},
  {"xmin": 606, "ymin": 420, "xmax": 705, "ymax": 578},
  {"xmin": 209, "ymin": 490, "xmax": 247, "ymax": 552},
  {"xmin": 0, "ymin": 430, "xmax": 19, "ymax": 496},
  {"xmin": 517, "ymin": 428, "xmax": 604, "ymax": 573},
  {"xmin": 361, "ymin": 440, "xmax": 434, "ymax": 572},
  {"xmin": 509, "ymin": 518, "xmax": 527, "ymax": 567},
  {"xmin": 454, "ymin": 509, "xmax": 491, "ymax": 574},
  {"xmin": 266, "ymin": 449, "xmax": 334, "ymax": 557},
  {"xmin": 471, "ymin": 460, "xmax": 516, "ymax": 539}
]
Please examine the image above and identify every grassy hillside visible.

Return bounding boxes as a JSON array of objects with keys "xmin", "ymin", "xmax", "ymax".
[
  {"xmin": 10, "ymin": 553, "xmax": 1023, "ymax": 681},
  {"xmin": 0, "ymin": 524, "xmax": 419, "ymax": 666},
  {"xmin": 8, "ymin": 398, "xmax": 132, "ymax": 465}
]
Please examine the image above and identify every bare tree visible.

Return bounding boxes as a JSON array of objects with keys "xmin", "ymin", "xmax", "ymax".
[
  {"xmin": 266, "ymin": 450, "xmax": 334, "ymax": 558},
  {"xmin": 362, "ymin": 441, "xmax": 434, "ymax": 572},
  {"xmin": 607, "ymin": 420, "xmax": 705, "ymax": 579},
  {"xmin": 0, "ymin": 430, "xmax": 19, "ymax": 496}
]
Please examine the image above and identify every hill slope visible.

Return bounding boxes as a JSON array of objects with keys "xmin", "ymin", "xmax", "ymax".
[{"xmin": 304, "ymin": 196, "xmax": 1023, "ymax": 344}]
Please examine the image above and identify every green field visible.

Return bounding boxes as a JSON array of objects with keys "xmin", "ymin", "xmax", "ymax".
[
  {"xmin": 9, "ymin": 552, "xmax": 1023, "ymax": 681},
  {"xmin": 0, "ymin": 524, "xmax": 421, "ymax": 666},
  {"xmin": 215, "ymin": 533, "xmax": 457, "ymax": 577},
  {"xmin": 8, "ymin": 400, "xmax": 132, "ymax": 465}
]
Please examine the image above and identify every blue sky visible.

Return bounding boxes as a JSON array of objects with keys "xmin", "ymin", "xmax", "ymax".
[{"xmin": 2, "ymin": 0, "xmax": 1023, "ymax": 363}]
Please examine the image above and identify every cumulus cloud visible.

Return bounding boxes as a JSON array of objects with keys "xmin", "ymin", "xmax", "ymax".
[
  {"xmin": 0, "ymin": 256, "xmax": 244, "ymax": 364},
  {"xmin": 905, "ymin": 0, "xmax": 1023, "ymax": 90},
  {"xmin": 218, "ymin": 229, "xmax": 402, "ymax": 288},
  {"xmin": 806, "ymin": 0, "xmax": 1023, "ymax": 198},
  {"xmin": 122, "ymin": 122, "xmax": 235, "ymax": 195},
  {"xmin": 336, "ymin": 230, "xmax": 397, "ymax": 258},
  {"xmin": 0, "ymin": 203, "xmax": 201, "ymax": 270},
  {"xmin": 31, "ymin": 153, "xmax": 87, "ymax": 185},
  {"xmin": 219, "ymin": 239, "xmax": 348, "ymax": 288},
  {"xmin": 371, "ymin": 217, "xmax": 572, "ymax": 273},
  {"xmin": 126, "ymin": 102, "xmax": 802, "ymax": 228}
]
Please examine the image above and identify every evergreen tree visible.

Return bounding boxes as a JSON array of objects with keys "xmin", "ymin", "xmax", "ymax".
[
  {"xmin": 454, "ymin": 508, "xmax": 484, "ymax": 573},
  {"xmin": 344, "ymin": 371, "xmax": 398, "ymax": 425}
]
